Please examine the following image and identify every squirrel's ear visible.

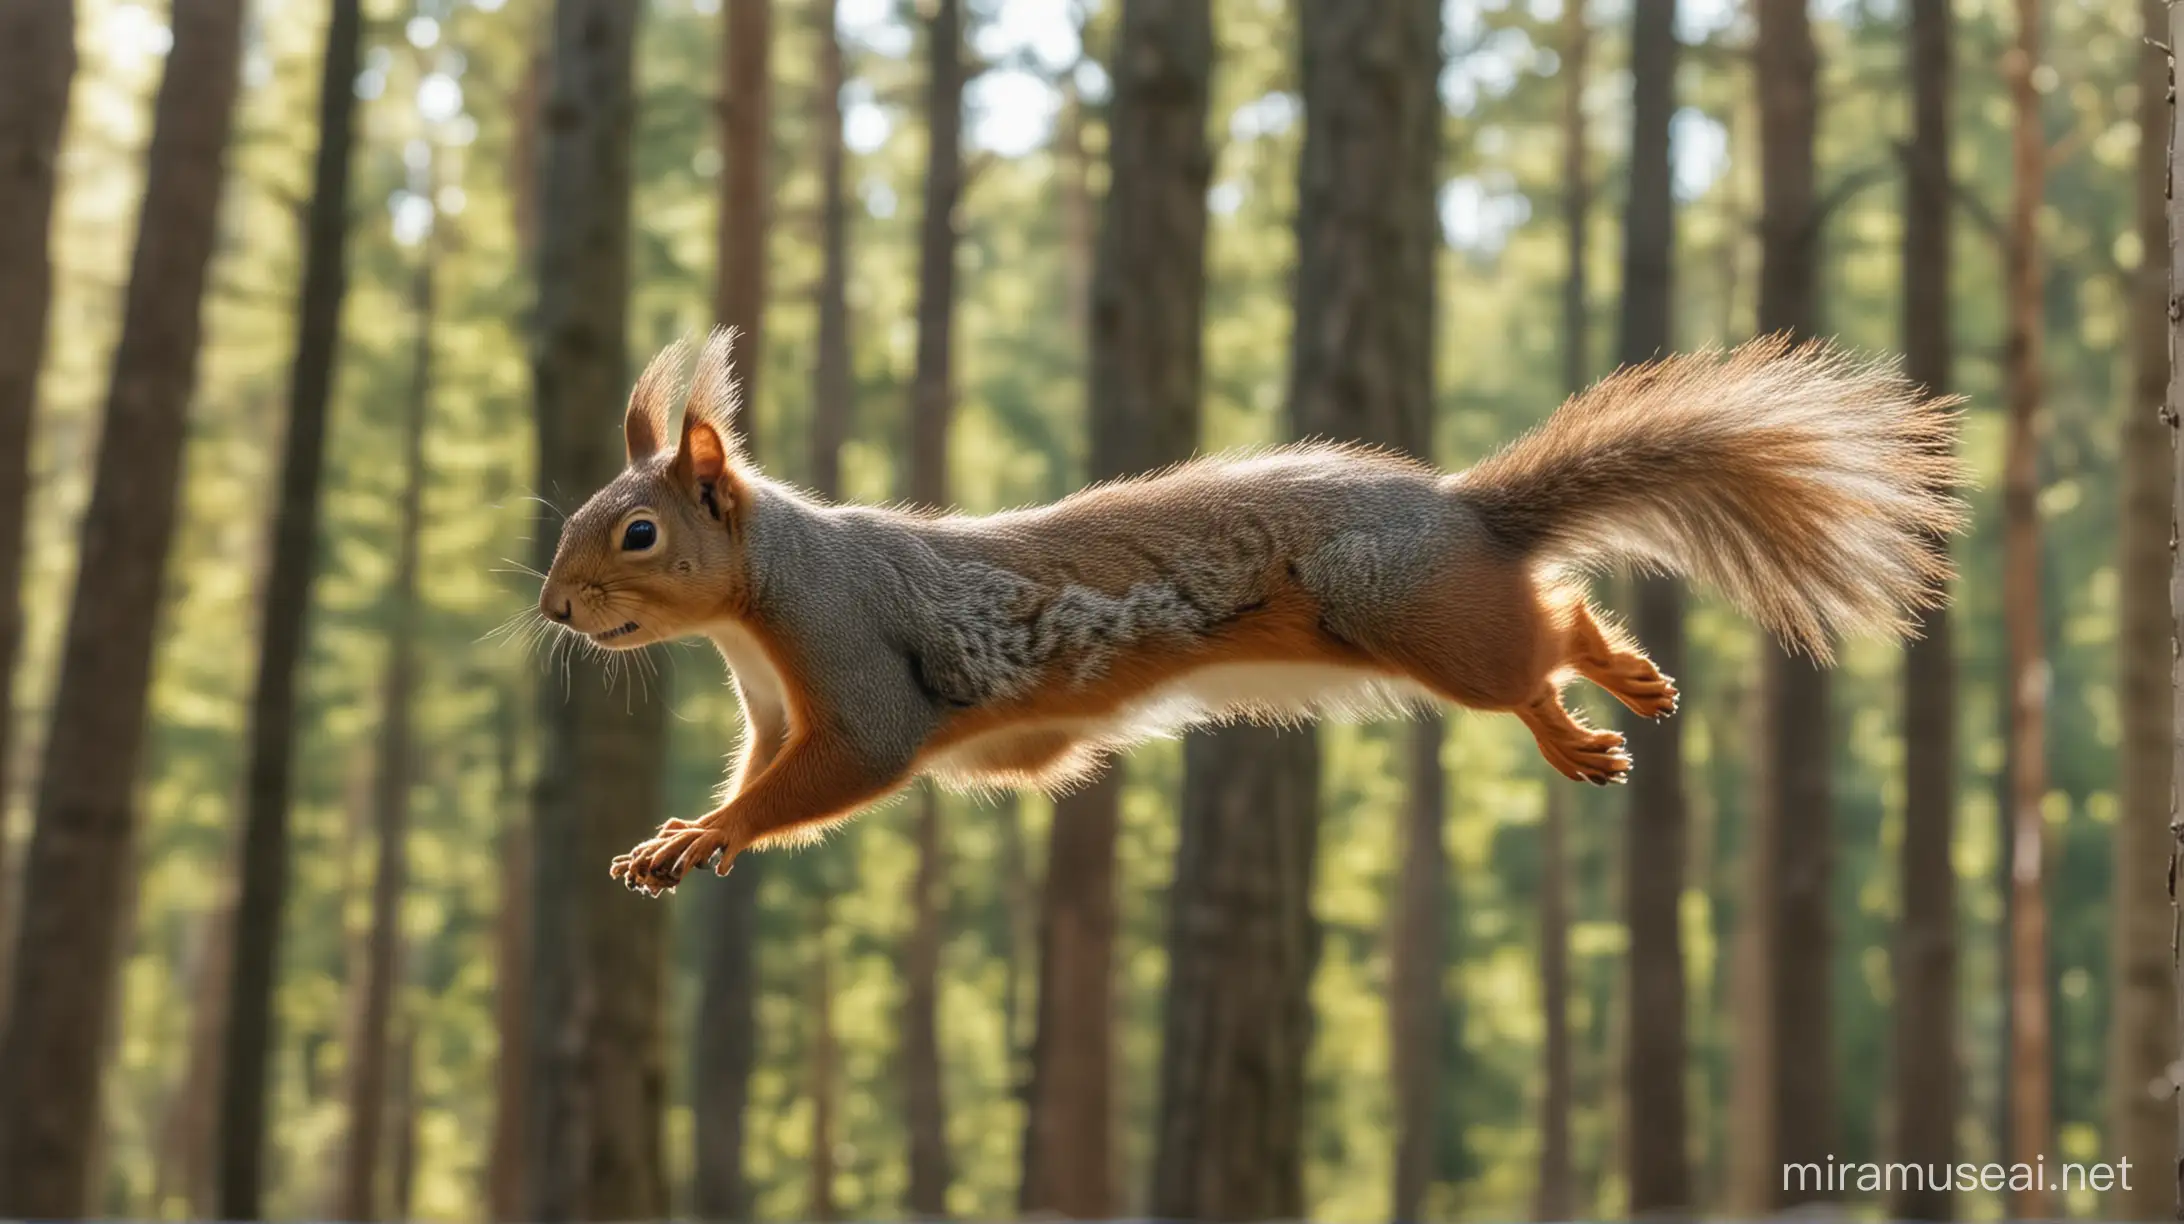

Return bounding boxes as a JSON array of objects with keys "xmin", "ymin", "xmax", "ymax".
[
  {"xmin": 625, "ymin": 337, "xmax": 686, "ymax": 463},
  {"xmin": 673, "ymin": 327, "xmax": 747, "ymax": 519}
]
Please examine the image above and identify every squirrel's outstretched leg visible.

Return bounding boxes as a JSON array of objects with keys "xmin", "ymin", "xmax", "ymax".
[
  {"xmin": 612, "ymin": 728, "xmax": 900, "ymax": 895},
  {"xmin": 1515, "ymin": 687, "xmax": 1632, "ymax": 786},
  {"xmin": 1560, "ymin": 598, "xmax": 1679, "ymax": 720}
]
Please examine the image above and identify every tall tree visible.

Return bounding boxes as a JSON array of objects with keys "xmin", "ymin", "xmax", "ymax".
[
  {"xmin": 156, "ymin": 905, "xmax": 234, "ymax": 1217},
  {"xmin": 691, "ymin": 1, "xmax": 771, "ymax": 1216},
  {"xmin": 335, "ymin": 229, "xmax": 434, "ymax": 1224},
  {"xmin": 1615, "ymin": 0, "xmax": 1689, "ymax": 1212},
  {"xmin": 805, "ymin": 14, "xmax": 850, "ymax": 1214},
  {"xmin": 0, "ymin": 2, "xmax": 245, "ymax": 1213},
  {"xmin": 1148, "ymin": 1, "xmax": 1440, "ymax": 1216},
  {"xmin": 1890, "ymin": 1, "xmax": 1959, "ymax": 1218},
  {"xmin": 216, "ymin": 2, "xmax": 365, "ymax": 1213},
  {"xmin": 1755, "ymin": 0, "xmax": 1832, "ymax": 1209},
  {"xmin": 0, "ymin": 0, "xmax": 74, "ymax": 1017},
  {"xmin": 807, "ymin": 898, "xmax": 842, "ymax": 1222},
  {"xmin": 2110, "ymin": 3, "xmax": 2176, "ymax": 1217},
  {"xmin": 525, "ymin": 1, "xmax": 670, "ymax": 1217},
  {"xmin": 1020, "ymin": 2, "xmax": 1210, "ymax": 1217},
  {"xmin": 2001, "ymin": 1, "xmax": 2050, "ymax": 1214},
  {"xmin": 2167, "ymin": 3, "xmax": 2184, "ymax": 1213},
  {"xmin": 1536, "ymin": 9, "xmax": 1587, "ymax": 1216},
  {"xmin": 488, "ymin": 39, "xmax": 545, "ymax": 1220},
  {"xmin": 902, "ymin": 0, "xmax": 964, "ymax": 1214},
  {"xmin": 810, "ymin": 0, "xmax": 851, "ymax": 505}
]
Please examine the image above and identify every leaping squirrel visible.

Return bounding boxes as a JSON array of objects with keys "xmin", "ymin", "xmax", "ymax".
[{"xmin": 534, "ymin": 329, "xmax": 1965, "ymax": 896}]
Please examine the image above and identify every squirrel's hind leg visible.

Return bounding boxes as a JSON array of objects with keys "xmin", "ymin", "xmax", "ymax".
[
  {"xmin": 1558, "ymin": 596, "xmax": 1679, "ymax": 720},
  {"xmin": 1514, "ymin": 688, "xmax": 1632, "ymax": 786}
]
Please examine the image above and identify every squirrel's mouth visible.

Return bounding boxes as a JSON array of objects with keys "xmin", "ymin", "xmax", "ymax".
[{"xmin": 591, "ymin": 620, "xmax": 641, "ymax": 643}]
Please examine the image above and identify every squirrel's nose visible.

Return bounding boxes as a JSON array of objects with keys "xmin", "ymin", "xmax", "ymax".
[{"xmin": 543, "ymin": 594, "xmax": 573, "ymax": 622}]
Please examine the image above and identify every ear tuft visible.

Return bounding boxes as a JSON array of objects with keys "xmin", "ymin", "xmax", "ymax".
[
  {"xmin": 626, "ymin": 337, "xmax": 688, "ymax": 463},
  {"xmin": 682, "ymin": 325, "xmax": 747, "ymax": 461}
]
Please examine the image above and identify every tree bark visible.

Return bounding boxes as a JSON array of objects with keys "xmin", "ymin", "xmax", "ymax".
[
  {"xmin": 487, "ymin": 803, "xmax": 532, "ymax": 1221},
  {"xmin": 692, "ymin": 3, "xmax": 772, "ymax": 1216},
  {"xmin": 1754, "ymin": 0, "xmax": 1834, "ymax": 1209},
  {"xmin": 2002, "ymin": 2, "xmax": 2051, "ymax": 1215},
  {"xmin": 716, "ymin": 0, "xmax": 770, "ymax": 460},
  {"xmin": 525, "ymin": 2, "xmax": 670, "ymax": 1219},
  {"xmin": 215, "ymin": 3, "xmax": 363, "ymax": 1213},
  {"xmin": 901, "ymin": 3, "xmax": 964, "ymax": 1215},
  {"xmin": 155, "ymin": 903, "xmax": 234, "ymax": 1217},
  {"xmin": 808, "ymin": 897, "xmax": 841, "ymax": 1222},
  {"xmin": 1391, "ymin": 721, "xmax": 1448, "ymax": 1222},
  {"xmin": 2112, "ymin": 5, "xmax": 2176, "ymax": 1220},
  {"xmin": 2165, "ymin": 8, "xmax": 2184, "ymax": 1215},
  {"xmin": 1890, "ymin": 6, "xmax": 1960, "ymax": 1220},
  {"xmin": 335, "ymin": 235, "xmax": 433, "ymax": 1224},
  {"xmin": 1536, "ymin": 16, "xmax": 1587, "ymax": 1215},
  {"xmin": 1021, "ymin": 2, "xmax": 1211, "ymax": 1216},
  {"xmin": 0, "ymin": 2, "xmax": 244, "ymax": 1214},
  {"xmin": 810, "ymin": 0, "xmax": 851, "ymax": 505},
  {"xmin": 0, "ymin": 0, "xmax": 74, "ymax": 1024},
  {"xmin": 805, "ymin": 16, "xmax": 850, "ymax": 1215},
  {"xmin": 1536, "ymin": 782, "xmax": 1574, "ymax": 1222},
  {"xmin": 1615, "ymin": 0, "xmax": 1689, "ymax": 1213},
  {"xmin": 1148, "ymin": 2, "xmax": 1440, "ymax": 1217},
  {"xmin": 903, "ymin": 787, "xmax": 951, "ymax": 1216},
  {"xmin": 388, "ymin": 1023, "xmax": 419, "ymax": 1222}
]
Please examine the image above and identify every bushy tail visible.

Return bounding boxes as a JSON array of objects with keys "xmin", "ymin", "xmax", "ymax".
[{"xmin": 1452, "ymin": 336, "xmax": 1968, "ymax": 658}]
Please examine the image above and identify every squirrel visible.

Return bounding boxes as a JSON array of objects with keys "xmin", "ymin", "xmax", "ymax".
[{"xmin": 533, "ymin": 328, "xmax": 1965, "ymax": 896}]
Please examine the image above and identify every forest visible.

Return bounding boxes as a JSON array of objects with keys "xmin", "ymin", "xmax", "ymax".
[{"xmin": 0, "ymin": 0, "xmax": 2176, "ymax": 1220}]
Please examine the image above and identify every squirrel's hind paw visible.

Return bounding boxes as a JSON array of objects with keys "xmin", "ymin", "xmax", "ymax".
[{"xmin": 610, "ymin": 822, "xmax": 732, "ymax": 898}]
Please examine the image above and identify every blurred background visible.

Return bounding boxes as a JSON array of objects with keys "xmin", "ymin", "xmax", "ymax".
[{"xmin": 0, "ymin": 0, "xmax": 2168, "ymax": 1220}]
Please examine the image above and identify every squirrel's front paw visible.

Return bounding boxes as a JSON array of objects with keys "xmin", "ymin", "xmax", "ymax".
[{"xmin": 609, "ymin": 822, "xmax": 735, "ymax": 897}]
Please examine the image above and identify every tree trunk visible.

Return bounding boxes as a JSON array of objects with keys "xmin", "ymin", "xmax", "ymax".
[
  {"xmin": 155, "ymin": 903, "xmax": 234, "ymax": 1217},
  {"xmin": 2111, "ymin": 5, "xmax": 2176, "ymax": 1220},
  {"xmin": 2165, "ymin": 7, "xmax": 2184, "ymax": 1213},
  {"xmin": 388, "ymin": 1023, "xmax": 419, "ymax": 1222},
  {"xmin": 491, "ymin": 41, "xmax": 539, "ymax": 1224},
  {"xmin": 1391, "ymin": 722, "xmax": 1448, "ymax": 1222},
  {"xmin": 1754, "ymin": 0, "xmax": 1834, "ymax": 1209},
  {"xmin": 1021, "ymin": 2, "xmax": 1211, "ymax": 1216},
  {"xmin": 487, "ymin": 807, "xmax": 532, "ymax": 1221},
  {"xmin": 1151, "ymin": 728, "xmax": 1321, "ymax": 1218},
  {"xmin": 215, "ymin": 2, "xmax": 363, "ymax": 1214},
  {"xmin": 1615, "ymin": 0, "xmax": 1689, "ymax": 1212},
  {"xmin": 1536, "ymin": 17, "xmax": 1587, "ymax": 1215},
  {"xmin": 1890, "ymin": 4, "xmax": 1959, "ymax": 1220},
  {"xmin": 904, "ymin": 788, "xmax": 951, "ymax": 1216},
  {"xmin": 901, "ymin": 3, "xmax": 964, "ymax": 1215},
  {"xmin": 808, "ymin": 897, "xmax": 841, "ymax": 1223},
  {"xmin": 692, "ymin": 4, "xmax": 772, "ymax": 1217},
  {"xmin": 0, "ymin": 0, "xmax": 74, "ymax": 1024},
  {"xmin": 526, "ymin": 2, "xmax": 670, "ymax": 1218},
  {"xmin": 1725, "ymin": 674, "xmax": 1772, "ymax": 1215},
  {"xmin": 1535, "ymin": 782, "xmax": 1574, "ymax": 1222},
  {"xmin": 336, "ymin": 235, "xmax": 433, "ymax": 1224},
  {"xmin": 804, "ymin": 13, "xmax": 850, "ymax": 1215},
  {"xmin": 716, "ymin": 0, "xmax": 769, "ymax": 460},
  {"xmin": 2002, "ymin": 2, "xmax": 2051, "ymax": 1215},
  {"xmin": 1058, "ymin": 75, "xmax": 1095, "ymax": 348},
  {"xmin": 0, "ymin": 2, "xmax": 244, "ymax": 1213},
  {"xmin": 810, "ymin": 0, "xmax": 850, "ymax": 505},
  {"xmin": 1148, "ymin": 2, "xmax": 1440, "ymax": 1217}
]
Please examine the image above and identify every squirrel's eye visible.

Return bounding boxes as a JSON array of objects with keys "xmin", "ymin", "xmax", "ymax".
[{"xmin": 621, "ymin": 519, "xmax": 658, "ymax": 552}]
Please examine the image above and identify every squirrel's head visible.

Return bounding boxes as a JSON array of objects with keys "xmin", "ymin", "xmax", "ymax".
[{"xmin": 536, "ymin": 329, "xmax": 756, "ymax": 650}]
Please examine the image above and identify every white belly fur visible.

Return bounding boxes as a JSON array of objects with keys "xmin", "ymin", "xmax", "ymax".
[{"xmin": 922, "ymin": 659, "xmax": 1436, "ymax": 787}]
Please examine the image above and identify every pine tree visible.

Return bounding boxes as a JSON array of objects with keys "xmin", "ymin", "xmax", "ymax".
[{"xmin": 0, "ymin": 2, "xmax": 246, "ymax": 1213}]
